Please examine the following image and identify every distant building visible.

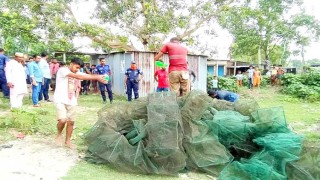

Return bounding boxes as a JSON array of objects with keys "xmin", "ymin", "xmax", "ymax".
[
  {"xmin": 207, "ymin": 59, "xmax": 229, "ymax": 76},
  {"xmin": 207, "ymin": 59, "xmax": 259, "ymax": 76}
]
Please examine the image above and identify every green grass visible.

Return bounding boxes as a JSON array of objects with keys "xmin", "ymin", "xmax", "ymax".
[
  {"xmin": 63, "ymin": 161, "xmax": 180, "ymax": 180},
  {"xmin": 0, "ymin": 96, "xmax": 57, "ymax": 143},
  {"xmin": 255, "ymin": 88, "xmax": 320, "ymax": 125}
]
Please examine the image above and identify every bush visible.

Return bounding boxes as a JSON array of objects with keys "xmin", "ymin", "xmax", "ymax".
[
  {"xmin": 207, "ymin": 74, "xmax": 239, "ymax": 92},
  {"xmin": 281, "ymin": 70, "xmax": 320, "ymax": 101},
  {"xmin": 0, "ymin": 109, "xmax": 54, "ymax": 134},
  {"xmin": 281, "ymin": 73, "xmax": 302, "ymax": 86},
  {"xmin": 207, "ymin": 74, "xmax": 270, "ymax": 92},
  {"xmin": 301, "ymin": 70, "xmax": 320, "ymax": 86}
]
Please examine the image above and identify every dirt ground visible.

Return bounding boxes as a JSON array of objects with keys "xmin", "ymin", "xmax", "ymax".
[{"xmin": 0, "ymin": 136, "xmax": 79, "ymax": 180}]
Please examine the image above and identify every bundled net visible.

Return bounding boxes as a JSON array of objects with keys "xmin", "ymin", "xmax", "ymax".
[
  {"xmin": 286, "ymin": 142, "xmax": 320, "ymax": 180},
  {"xmin": 179, "ymin": 91, "xmax": 233, "ymax": 176},
  {"xmin": 84, "ymin": 90, "xmax": 318, "ymax": 179}
]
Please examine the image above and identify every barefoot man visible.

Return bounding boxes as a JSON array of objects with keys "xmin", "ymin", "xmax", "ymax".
[{"xmin": 54, "ymin": 58, "xmax": 106, "ymax": 148}]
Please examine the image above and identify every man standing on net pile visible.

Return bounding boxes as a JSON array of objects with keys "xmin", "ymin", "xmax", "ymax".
[
  {"xmin": 124, "ymin": 61, "xmax": 144, "ymax": 101},
  {"xmin": 0, "ymin": 48, "xmax": 10, "ymax": 98},
  {"xmin": 5, "ymin": 53, "xmax": 28, "ymax": 109},
  {"xmin": 54, "ymin": 57, "xmax": 106, "ymax": 149},
  {"xmin": 95, "ymin": 58, "xmax": 113, "ymax": 104},
  {"xmin": 154, "ymin": 37, "xmax": 190, "ymax": 96}
]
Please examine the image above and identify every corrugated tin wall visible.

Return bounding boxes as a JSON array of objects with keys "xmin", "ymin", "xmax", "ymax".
[
  {"xmin": 92, "ymin": 52, "xmax": 207, "ymax": 97},
  {"xmin": 132, "ymin": 52, "xmax": 156, "ymax": 97}
]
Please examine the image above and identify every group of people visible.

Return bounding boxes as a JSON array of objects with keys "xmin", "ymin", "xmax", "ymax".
[
  {"xmin": 0, "ymin": 50, "xmax": 54, "ymax": 108},
  {"xmin": 234, "ymin": 64, "xmax": 285, "ymax": 90},
  {"xmin": 1, "ymin": 36, "xmax": 246, "ymax": 148},
  {"xmin": 0, "ymin": 37, "xmax": 196, "ymax": 148},
  {"xmin": 92, "ymin": 37, "xmax": 196, "ymax": 102},
  {"xmin": 207, "ymin": 64, "xmax": 285, "ymax": 102}
]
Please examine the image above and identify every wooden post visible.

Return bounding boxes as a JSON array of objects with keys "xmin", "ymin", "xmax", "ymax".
[
  {"xmin": 63, "ymin": 53, "xmax": 66, "ymax": 63},
  {"xmin": 234, "ymin": 61, "xmax": 237, "ymax": 76},
  {"xmin": 216, "ymin": 62, "xmax": 219, "ymax": 76}
]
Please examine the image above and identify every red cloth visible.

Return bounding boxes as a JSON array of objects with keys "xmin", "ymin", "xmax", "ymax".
[
  {"xmin": 161, "ymin": 42, "xmax": 188, "ymax": 73},
  {"xmin": 68, "ymin": 77, "xmax": 81, "ymax": 100},
  {"xmin": 155, "ymin": 69, "xmax": 169, "ymax": 88},
  {"xmin": 50, "ymin": 63, "xmax": 60, "ymax": 76}
]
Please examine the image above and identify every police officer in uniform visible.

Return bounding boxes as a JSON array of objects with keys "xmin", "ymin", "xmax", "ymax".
[
  {"xmin": 95, "ymin": 58, "xmax": 113, "ymax": 104},
  {"xmin": 0, "ymin": 48, "xmax": 10, "ymax": 98},
  {"xmin": 124, "ymin": 61, "xmax": 144, "ymax": 101}
]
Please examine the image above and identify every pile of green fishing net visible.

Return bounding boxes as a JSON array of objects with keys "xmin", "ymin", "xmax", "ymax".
[{"xmin": 84, "ymin": 91, "xmax": 319, "ymax": 179}]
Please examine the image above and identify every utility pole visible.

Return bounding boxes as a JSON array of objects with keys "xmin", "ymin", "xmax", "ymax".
[
  {"xmin": 258, "ymin": 47, "xmax": 261, "ymax": 68},
  {"xmin": 301, "ymin": 45, "xmax": 305, "ymax": 73}
]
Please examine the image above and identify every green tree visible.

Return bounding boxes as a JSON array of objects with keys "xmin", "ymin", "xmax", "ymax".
[
  {"xmin": 307, "ymin": 59, "xmax": 320, "ymax": 65},
  {"xmin": 0, "ymin": 0, "xmax": 133, "ymax": 55},
  {"xmin": 289, "ymin": 59, "xmax": 303, "ymax": 69},
  {"xmin": 95, "ymin": 0, "xmax": 236, "ymax": 50},
  {"xmin": 219, "ymin": 0, "xmax": 320, "ymax": 65},
  {"xmin": 0, "ymin": 11, "xmax": 41, "ymax": 55}
]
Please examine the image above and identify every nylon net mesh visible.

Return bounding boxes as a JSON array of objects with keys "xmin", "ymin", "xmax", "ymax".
[{"xmin": 84, "ymin": 90, "xmax": 317, "ymax": 179}]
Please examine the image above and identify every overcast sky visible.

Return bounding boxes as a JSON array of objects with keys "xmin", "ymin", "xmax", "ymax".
[{"xmin": 71, "ymin": 0, "xmax": 319, "ymax": 60}]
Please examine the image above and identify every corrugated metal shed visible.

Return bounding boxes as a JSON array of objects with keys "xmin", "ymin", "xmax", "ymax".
[{"xmin": 91, "ymin": 51, "xmax": 207, "ymax": 97}]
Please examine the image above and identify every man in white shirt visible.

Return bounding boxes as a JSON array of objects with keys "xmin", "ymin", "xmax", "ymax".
[
  {"xmin": 38, "ymin": 52, "xmax": 51, "ymax": 102},
  {"xmin": 54, "ymin": 57, "xmax": 106, "ymax": 149},
  {"xmin": 5, "ymin": 52, "xmax": 28, "ymax": 109},
  {"xmin": 247, "ymin": 65, "xmax": 255, "ymax": 90}
]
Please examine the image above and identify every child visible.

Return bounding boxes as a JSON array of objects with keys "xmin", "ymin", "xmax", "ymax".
[
  {"xmin": 270, "ymin": 66, "xmax": 277, "ymax": 86},
  {"xmin": 154, "ymin": 65, "xmax": 169, "ymax": 92},
  {"xmin": 235, "ymin": 71, "xmax": 243, "ymax": 87},
  {"xmin": 276, "ymin": 65, "xmax": 285, "ymax": 85},
  {"xmin": 253, "ymin": 67, "xmax": 262, "ymax": 88},
  {"xmin": 211, "ymin": 76, "xmax": 218, "ymax": 91}
]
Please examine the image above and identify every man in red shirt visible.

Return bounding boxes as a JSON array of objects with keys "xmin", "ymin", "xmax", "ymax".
[
  {"xmin": 154, "ymin": 37, "xmax": 190, "ymax": 96},
  {"xmin": 50, "ymin": 58, "xmax": 60, "ymax": 91},
  {"xmin": 154, "ymin": 65, "xmax": 169, "ymax": 92}
]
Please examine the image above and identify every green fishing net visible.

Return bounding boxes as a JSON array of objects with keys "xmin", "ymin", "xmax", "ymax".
[{"xmin": 84, "ymin": 90, "xmax": 317, "ymax": 179}]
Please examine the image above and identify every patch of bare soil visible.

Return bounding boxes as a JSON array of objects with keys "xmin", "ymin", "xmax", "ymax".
[{"xmin": 0, "ymin": 136, "xmax": 79, "ymax": 180}]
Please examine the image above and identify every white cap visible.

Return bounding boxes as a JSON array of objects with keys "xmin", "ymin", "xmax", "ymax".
[{"xmin": 15, "ymin": 52, "xmax": 24, "ymax": 58}]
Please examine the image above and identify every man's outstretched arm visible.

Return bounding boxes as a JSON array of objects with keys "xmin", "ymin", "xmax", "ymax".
[{"xmin": 154, "ymin": 52, "xmax": 164, "ymax": 61}]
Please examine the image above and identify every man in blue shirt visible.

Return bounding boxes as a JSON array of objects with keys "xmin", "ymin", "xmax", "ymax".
[
  {"xmin": 95, "ymin": 58, "xmax": 113, "ymax": 104},
  {"xmin": 28, "ymin": 55, "xmax": 43, "ymax": 107},
  {"xmin": 124, "ymin": 61, "xmax": 144, "ymax": 101},
  {"xmin": 38, "ymin": 52, "xmax": 52, "ymax": 102},
  {"xmin": 208, "ymin": 89, "xmax": 239, "ymax": 103},
  {"xmin": 0, "ymin": 48, "xmax": 10, "ymax": 98}
]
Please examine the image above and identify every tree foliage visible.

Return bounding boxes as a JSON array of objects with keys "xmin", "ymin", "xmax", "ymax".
[
  {"xmin": 95, "ymin": 0, "xmax": 236, "ymax": 50},
  {"xmin": 0, "ymin": 0, "xmax": 319, "ymax": 59},
  {"xmin": 219, "ymin": 0, "xmax": 320, "ymax": 64},
  {"xmin": 0, "ymin": 11, "xmax": 41, "ymax": 55},
  {"xmin": 0, "ymin": 0, "xmax": 133, "ymax": 56}
]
